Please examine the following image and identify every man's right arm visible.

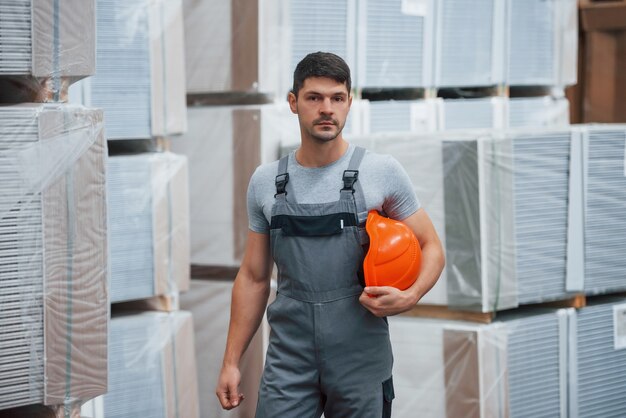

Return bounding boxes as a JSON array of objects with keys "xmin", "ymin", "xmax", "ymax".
[{"xmin": 216, "ymin": 230, "xmax": 272, "ymax": 410}]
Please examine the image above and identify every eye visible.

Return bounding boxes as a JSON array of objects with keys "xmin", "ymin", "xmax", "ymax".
[
  {"xmin": 333, "ymin": 96, "xmax": 345, "ymax": 102},
  {"xmin": 308, "ymin": 95, "xmax": 320, "ymax": 101}
]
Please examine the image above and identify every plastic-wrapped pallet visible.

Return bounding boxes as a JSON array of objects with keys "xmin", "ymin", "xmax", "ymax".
[
  {"xmin": 433, "ymin": 0, "xmax": 506, "ymax": 88},
  {"xmin": 170, "ymin": 102, "xmax": 367, "ymax": 267},
  {"xmin": 357, "ymin": 0, "xmax": 434, "ymax": 89},
  {"xmin": 507, "ymin": 96, "xmax": 570, "ymax": 128},
  {"xmin": 443, "ymin": 129, "xmax": 577, "ymax": 311},
  {"xmin": 0, "ymin": 104, "xmax": 108, "ymax": 413},
  {"xmin": 569, "ymin": 297, "xmax": 626, "ymax": 418},
  {"xmin": 69, "ymin": 0, "xmax": 186, "ymax": 139},
  {"xmin": 80, "ymin": 311, "xmax": 200, "ymax": 418},
  {"xmin": 352, "ymin": 128, "xmax": 578, "ymax": 309},
  {"xmin": 107, "ymin": 152, "xmax": 190, "ymax": 304},
  {"xmin": 568, "ymin": 125, "xmax": 626, "ymax": 295},
  {"xmin": 180, "ymin": 279, "xmax": 272, "ymax": 418},
  {"xmin": 0, "ymin": 0, "xmax": 95, "ymax": 78},
  {"xmin": 440, "ymin": 97, "xmax": 506, "ymax": 130},
  {"xmin": 506, "ymin": 0, "xmax": 577, "ymax": 87},
  {"xmin": 390, "ymin": 309, "xmax": 571, "ymax": 418}
]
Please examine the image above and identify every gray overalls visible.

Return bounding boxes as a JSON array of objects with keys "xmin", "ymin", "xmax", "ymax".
[{"xmin": 256, "ymin": 147, "xmax": 395, "ymax": 418}]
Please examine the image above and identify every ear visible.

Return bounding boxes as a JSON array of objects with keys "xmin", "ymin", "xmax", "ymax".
[
  {"xmin": 348, "ymin": 94, "xmax": 353, "ymax": 108},
  {"xmin": 288, "ymin": 92, "xmax": 298, "ymax": 114}
]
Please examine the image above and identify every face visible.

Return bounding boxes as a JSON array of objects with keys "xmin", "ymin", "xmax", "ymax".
[{"xmin": 288, "ymin": 76, "xmax": 352, "ymax": 143}]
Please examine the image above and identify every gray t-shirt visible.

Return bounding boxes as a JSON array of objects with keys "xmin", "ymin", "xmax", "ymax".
[{"xmin": 247, "ymin": 144, "xmax": 421, "ymax": 234}]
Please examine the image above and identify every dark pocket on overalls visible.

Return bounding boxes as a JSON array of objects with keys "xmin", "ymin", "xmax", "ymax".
[{"xmin": 382, "ymin": 376, "xmax": 395, "ymax": 418}]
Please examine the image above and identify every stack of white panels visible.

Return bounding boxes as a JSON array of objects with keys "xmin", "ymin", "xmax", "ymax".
[
  {"xmin": 70, "ymin": 0, "xmax": 186, "ymax": 139},
  {"xmin": 570, "ymin": 299, "xmax": 626, "ymax": 418},
  {"xmin": 568, "ymin": 126, "xmax": 626, "ymax": 295},
  {"xmin": 506, "ymin": 310, "xmax": 569, "ymax": 418},
  {"xmin": 0, "ymin": 106, "xmax": 45, "ymax": 410},
  {"xmin": 366, "ymin": 99, "xmax": 440, "ymax": 134},
  {"xmin": 443, "ymin": 129, "xmax": 578, "ymax": 311},
  {"xmin": 0, "ymin": 0, "xmax": 32, "ymax": 74},
  {"xmin": 357, "ymin": 0, "xmax": 434, "ymax": 89},
  {"xmin": 0, "ymin": 0, "xmax": 95, "ymax": 77},
  {"xmin": 508, "ymin": 97, "xmax": 570, "ymax": 128},
  {"xmin": 0, "ymin": 104, "xmax": 108, "ymax": 411},
  {"xmin": 507, "ymin": 0, "xmax": 577, "ymax": 87},
  {"xmin": 107, "ymin": 153, "xmax": 190, "ymax": 303},
  {"xmin": 83, "ymin": 311, "xmax": 199, "ymax": 418},
  {"xmin": 511, "ymin": 131, "xmax": 572, "ymax": 305},
  {"xmin": 441, "ymin": 97, "xmax": 506, "ymax": 130},
  {"xmin": 442, "ymin": 134, "xmax": 517, "ymax": 311},
  {"xmin": 389, "ymin": 309, "xmax": 570, "ymax": 418},
  {"xmin": 433, "ymin": 0, "xmax": 505, "ymax": 87}
]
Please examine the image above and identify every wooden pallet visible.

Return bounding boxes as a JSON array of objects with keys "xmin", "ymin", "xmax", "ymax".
[
  {"xmin": 112, "ymin": 293, "xmax": 180, "ymax": 313},
  {"xmin": 401, "ymin": 304, "xmax": 496, "ymax": 324},
  {"xmin": 402, "ymin": 293, "xmax": 588, "ymax": 324}
]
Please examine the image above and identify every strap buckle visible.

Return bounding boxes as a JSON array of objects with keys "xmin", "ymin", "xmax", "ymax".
[
  {"xmin": 342, "ymin": 170, "xmax": 359, "ymax": 192},
  {"xmin": 275, "ymin": 173, "xmax": 289, "ymax": 197}
]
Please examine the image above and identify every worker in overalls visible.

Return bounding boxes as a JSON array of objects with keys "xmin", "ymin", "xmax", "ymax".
[{"xmin": 217, "ymin": 52, "xmax": 445, "ymax": 418}]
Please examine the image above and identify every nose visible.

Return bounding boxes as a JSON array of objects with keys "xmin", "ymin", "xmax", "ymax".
[{"xmin": 320, "ymin": 97, "xmax": 333, "ymax": 115}]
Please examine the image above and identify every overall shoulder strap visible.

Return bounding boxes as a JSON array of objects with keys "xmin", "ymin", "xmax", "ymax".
[
  {"xmin": 275, "ymin": 154, "xmax": 290, "ymax": 202},
  {"xmin": 340, "ymin": 147, "xmax": 367, "ymax": 225}
]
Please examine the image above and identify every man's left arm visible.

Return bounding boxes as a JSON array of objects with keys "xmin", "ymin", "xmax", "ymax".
[{"xmin": 359, "ymin": 208, "xmax": 445, "ymax": 317}]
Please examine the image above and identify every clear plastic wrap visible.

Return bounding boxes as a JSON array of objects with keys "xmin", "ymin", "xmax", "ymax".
[
  {"xmin": 389, "ymin": 308, "xmax": 572, "ymax": 418},
  {"xmin": 0, "ymin": 0, "xmax": 95, "ymax": 78},
  {"xmin": 0, "ymin": 104, "xmax": 108, "ymax": 411},
  {"xmin": 68, "ymin": 0, "xmax": 187, "ymax": 139},
  {"xmin": 179, "ymin": 279, "xmax": 274, "ymax": 418},
  {"xmin": 80, "ymin": 310, "xmax": 199, "ymax": 418},
  {"xmin": 107, "ymin": 152, "xmax": 190, "ymax": 304},
  {"xmin": 567, "ymin": 125, "xmax": 626, "ymax": 295}
]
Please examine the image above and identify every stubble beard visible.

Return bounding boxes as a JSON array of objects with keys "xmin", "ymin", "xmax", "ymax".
[{"xmin": 307, "ymin": 117, "xmax": 346, "ymax": 143}]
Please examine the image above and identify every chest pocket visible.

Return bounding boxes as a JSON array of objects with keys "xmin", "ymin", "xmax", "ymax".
[{"xmin": 271, "ymin": 212, "xmax": 358, "ymax": 237}]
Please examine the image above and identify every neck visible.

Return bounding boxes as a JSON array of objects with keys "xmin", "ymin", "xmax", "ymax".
[{"xmin": 295, "ymin": 137, "xmax": 349, "ymax": 168}]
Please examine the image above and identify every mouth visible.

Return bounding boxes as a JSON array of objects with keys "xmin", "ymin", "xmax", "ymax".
[{"xmin": 315, "ymin": 120, "xmax": 336, "ymax": 126}]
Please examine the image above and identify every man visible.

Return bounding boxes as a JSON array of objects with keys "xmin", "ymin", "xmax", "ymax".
[{"xmin": 217, "ymin": 52, "xmax": 445, "ymax": 417}]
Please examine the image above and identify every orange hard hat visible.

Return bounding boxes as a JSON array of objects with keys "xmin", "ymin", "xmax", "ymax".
[{"xmin": 363, "ymin": 210, "xmax": 422, "ymax": 290}]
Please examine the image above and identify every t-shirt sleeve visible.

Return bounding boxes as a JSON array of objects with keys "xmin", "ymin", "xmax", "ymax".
[
  {"xmin": 247, "ymin": 168, "xmax": 270, "ymax": 234},
  {"xmin": 381, "ymin": 155, "xmax": 421, "ymax": 220}
]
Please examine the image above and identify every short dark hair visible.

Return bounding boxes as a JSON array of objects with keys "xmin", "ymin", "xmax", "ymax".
[{"xmin": 292, "ymin": 52, "xmax": 351, "ymax": 97}]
